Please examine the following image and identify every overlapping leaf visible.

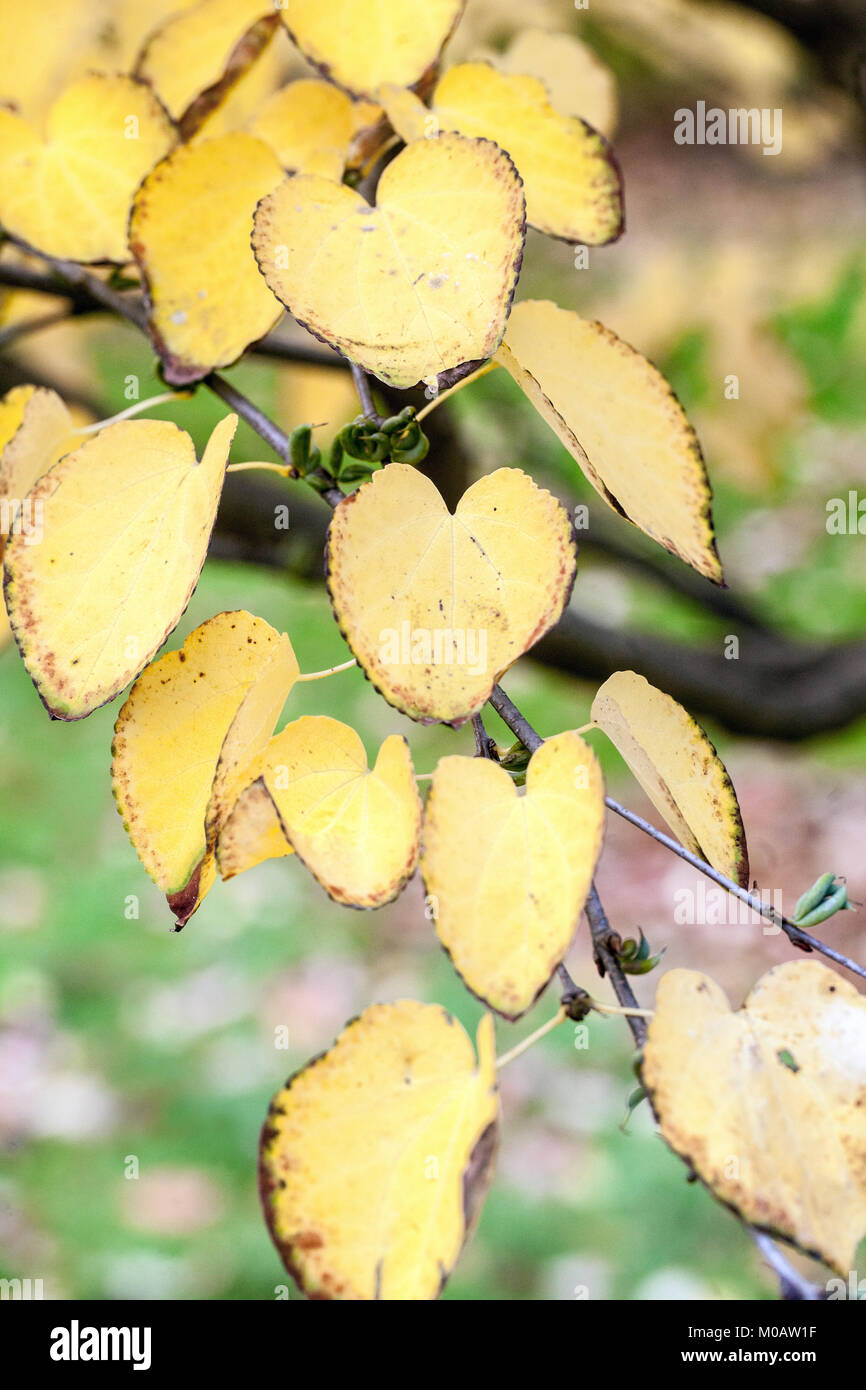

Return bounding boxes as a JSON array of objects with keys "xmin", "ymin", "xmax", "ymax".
[
  {"xmin": 497, "ymin": 28, "xmax": 618, "ymax": 136},
  {"xmin": 260, "ymin": 1002, "xmax": 498, "ymax": 1299},
  {"xmin": 281, "ymin": 0, "xmax": 465, "ymax": 100},
  {"xmin": 326, "ymin": 464, "xmax": 576, "ymax": 724},
  {"xmin": 112, "ymin": 612, "xmax": 297, "ymax": 917},
  {"xmin": 136, "ymin": 0, "xmax": 278, "ymax": 137},
  {"xmin": 252, "ymin": 132, "xmax": 525, "ymax": 390},
  {"xmin": 497, "ymin": 300, "xmax": 721, "ymax": 581},
  {"xmin": 591, "ymin": 670, "xmax": 748, "ymax": 886},
  {"xmin": 130, "ymin": 133, "xmax": 284, "ymax": 384},
  {"xmin": 252, "ymin": 716, "xmax": 422, "ymax": 906},
  {"xmin": 248, "ymin": 78, "xmax": 367, "ymax": 180},
  {"xmin": 421, "ymin": 733, "xmax": 604, "ymax": 1017},
  {"xmin": 643, "ymin": 962, "xmax": 866, "ymax": 1274},
  {"xmin": 0, "ymin": 75, "xmax": 175, "ymax": 262},
  {"xmin": 5, "ymin": 415, "xmax": 236, "ymax": 720},
  {"xmin": 382, "ymin": 63, "xmax": 622, "ymax": 244}
]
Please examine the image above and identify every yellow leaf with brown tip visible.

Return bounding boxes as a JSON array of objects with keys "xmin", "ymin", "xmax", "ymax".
[
  {"xmin": 260, "ymin": 1003, "xmax": 498, "ymax": 1299},
  {"xmin": 112, "ymin": 611, "xmax": 294, "ymax": 900}
]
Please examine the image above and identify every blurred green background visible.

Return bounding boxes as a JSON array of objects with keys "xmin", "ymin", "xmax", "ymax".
[{"xmin": 1, "ymin": 0, "xmax": 865, "ymax": 1300}]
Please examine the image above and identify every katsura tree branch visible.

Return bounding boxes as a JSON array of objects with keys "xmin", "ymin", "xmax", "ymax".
[
  {"xmin": 488, "ymin": 683, "xmax": 866, "ymax": 982},
  {"xmin": 351, "ymin": 362, "xmax": 384, "ymax": 424},
  {"xmin": 584, "ymin": 884, "xmax": 648, "ymax": 1048}
]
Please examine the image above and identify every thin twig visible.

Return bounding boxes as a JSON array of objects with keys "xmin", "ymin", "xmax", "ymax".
[
  {"xmin": 584, "ymin": 884, "xmax": 648, "ymax": 1047},
  {"xmin": 0, "ymin": 309, "xmax": 80, "ymax": 348},
  {"xmin": 351, "ymin": 362, "xmax": 383, "ymax": 424}
]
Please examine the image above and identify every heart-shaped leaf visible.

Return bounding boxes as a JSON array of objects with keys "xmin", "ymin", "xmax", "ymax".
[
  {"xmin": 591, "ymin": 670, "xmax": 748, "ymax": 887},
  {"xmin": 0, "ymin": 386, "xmax": 75, "ymax": 559},
  {"xmin": 643, "ymin": 962, "xmax": 866, "ymax": 1274},
  {"xmin": 130, "ymin": 133, "xmax": 284, "ymax": 384},
  {"xmin": 0, "ymin": 75, "xmax": 175, "ymax": 262},
  {"xmin": 281, "ymin": 0, "xmax": 465, "ymax": 101},
  {"xmin": 382, "ymin": 63, "xmax": 622, "ymax": 245},
  {"xmin": 254, "ymin": 715, "xmax": 422, "ymax": 906},
  {"xmin": 252, "ymin": 132, "xmax": 525, "ymax": 391},
  {"xmin": 421, "ymin": 732, "xmax": 605, "ymax": 1017},
  {"xmin": 326, "ymin": 464, "xmax": 576, "ymax": 724},
  {"xmin": 5, "ymin": 415, "xmax": 237, "ymax": 720},
  {"xmin": 497, "ymin": 300, "xmax": 721, "ymax": 581},
  {"xmin": 260, "ymin": 1002, "xmax": 498, "ymax": 1300}
]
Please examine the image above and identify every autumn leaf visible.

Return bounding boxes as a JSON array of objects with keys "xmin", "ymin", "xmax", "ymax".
[
  {"xmin": 591, "ymin": 670, "xmax": 748, "ymax": 887},
  {"xmin": 280, "ymin": 0, "xmax": 465, "ymax": 100},
  {"xmin": 326, "ymin": 464, "xmax": 576, "ymax": 725},
  {"xmin": 260, "ymin": 1002, "xmax": 498, "ymax": 1299},
  {"xmin": 421, "ymin": 733, "xmax": 604, "ymax": 1017},
  {"xmin": 382, "ymin": 63, "xmax": 622, "ymax": 244},
  {"xmin": 0, "ymin": 75, "xmax": 175, "ymax": 263},
  {"xmin": 643, "ymin": 962, "xmax": 866, "ymax": 1274},
  {"xmin": 497, "ymin": 300, "xmax": 721, "ymax": 581},
  {"xmin": 5, "ymin": 415, "xmax": 237, "ymax": 720},
  {"xmin": 252, "ymin": 132, "xmax": 525, "ymax": 391},
  {"xmin": 130, "ymin": 133, "xmax": 284, "ymax": 384}
]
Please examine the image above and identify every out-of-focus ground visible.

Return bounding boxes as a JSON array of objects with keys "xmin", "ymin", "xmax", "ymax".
[{"xmin": 1, "ymin": 0, "xmax": 865, "ymax": 1299}]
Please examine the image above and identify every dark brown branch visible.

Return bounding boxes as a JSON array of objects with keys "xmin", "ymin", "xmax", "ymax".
[{"xmin": 584, "ymin": 884, "xmax": 648, "ymax": 1048}]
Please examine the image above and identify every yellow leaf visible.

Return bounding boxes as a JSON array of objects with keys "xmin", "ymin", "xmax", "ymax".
[
  {"xmin": 252, "ymin": 132, "xmax": 525, "ymax": 391},
  {"xmin": 0, "ymin": 388, "xmax": 75, "ymax": 554},
  {"xmin": 130, "ymin": 133, "xmax": 284, "ymax": 384},
  {"xmin": 260, "ymin": 1003, "xmax": 498, "ymax": 1299},
  {"xmin": 591, "ymin": 670, "xmax": 748, "ymax": 887},
  {"xmin": 135, "ymin": 0, "xmax": 278, "ymax": 136},
  {"xmin": 112, "ymin": 610, "xmax": 293, "ymax": 900},
  {"xmin": 255, "ymin": 716, "xmax": 422, "ymax": 906},
  {"xmin": 497, "ymin": 300, "xmax": 721, "ymax": 581},
  {"xmin": 421, "ymin": 733, "xmax": 604, "ymax": 1017},
  {"xmin": 216, "ymin": 777, "xmax": 294, "ymax": 881},
  {"xmin": 0, "ymin": 75, "xmax": 175, "ymax": 263},
  {"xmin": 205, "ymin": 633, "xmax": 299, "ymax": 849},
  {"xmin": 5, "ymin": 415, "xmax": 236, "ymax": 720},
  {"xmin": 249, "ymin": 79, "xmax": 359, "ymax": 179},
  {"xmin": 281, "ymin": 0, "xmax": 465, "ymax": 100},
  {"xmin": 497, "ymin": 28, "xmax": 618, "ymax": 137},
  {"xmin": 326, "ymin": 464, "xmax": 576, "ymax": 724},
  {"xmin": 643, "ymin": 962, "xmax": 866, "ymax": 1274},
  {"xmin": 384, "ymin": 63, "xmax": 622, "ymax": 245}
]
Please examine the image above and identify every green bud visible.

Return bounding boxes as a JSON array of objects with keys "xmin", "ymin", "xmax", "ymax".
[{"xmin": 792, "ymin": 873, "xmax": 853, "ymax": 928}]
